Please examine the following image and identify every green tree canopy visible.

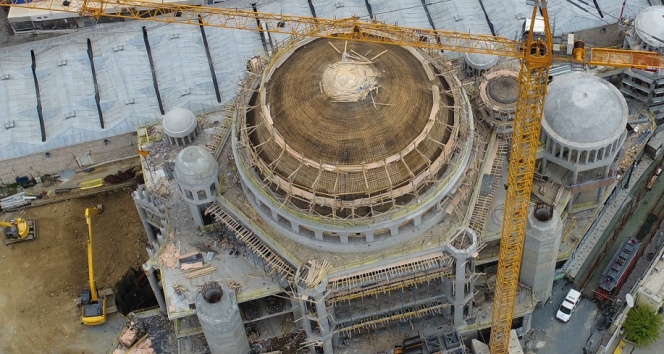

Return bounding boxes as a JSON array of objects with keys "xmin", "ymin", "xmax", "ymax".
[{"xmin": 624, "ymin": 305, "xmax": 664, "ymax": 347}]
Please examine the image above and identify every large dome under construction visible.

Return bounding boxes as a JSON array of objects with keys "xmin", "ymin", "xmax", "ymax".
[{"xmin": 233, "ymin": 37, "xmax": 473, "ymax": 251}]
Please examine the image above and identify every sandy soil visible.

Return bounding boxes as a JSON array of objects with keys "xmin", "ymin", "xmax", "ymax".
[{"xmin": 0, "ymin": 190, "xmax": 149, "ymax": 353}]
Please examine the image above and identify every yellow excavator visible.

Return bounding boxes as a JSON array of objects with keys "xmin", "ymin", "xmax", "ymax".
[
  {"xmin": 80, "ymin": 205, "xmax": 109, "ymax": 326},
  {"xmin": 1, "ymin": 217, "xmax": 37, "ymax": 245}
]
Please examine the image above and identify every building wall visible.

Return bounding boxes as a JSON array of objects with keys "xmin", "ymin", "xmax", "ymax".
[{"xmin": 0, "ymin": 132, "xmax": 137, "ymax": 184}]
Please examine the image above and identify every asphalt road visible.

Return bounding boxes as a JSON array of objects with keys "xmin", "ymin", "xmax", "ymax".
[{"xmin": 526, "ymin": 280, "xmax": 602, "ymax": 354}]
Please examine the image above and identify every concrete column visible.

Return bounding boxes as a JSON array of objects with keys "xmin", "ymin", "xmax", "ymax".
[
  {"xmin": 445, "ymin": 228, "xmax": 478, "ymax": 327},
  {"xmin": 575, "ymin": 149, "xmax": 580, "ymax": 164},
  {"xmin": 522, "ymin": 312, "xmax": 533, "ymax": 333},
  {"xmin": 519, "ymin": 204, "xmax": 563, "ymax": 303},
  {"xmin": 196, "ymin": 283, "xmax": 250, "ymax": 354},
  {"xmin": 136, "ymin": 205, "xmax": 157, "ymax": 244},
  {"xmin": 365, "ymin": 231, "xmax": 375, "ymax": 242},
  {"xmin": 296, "ymin": 275, "xmax": 333, "ymax": 354},
  {"xmin": 132, "ymin": 189, "xmax": 157, "ymax": 244},
  {"xmin": 339, "ymin": 233, "xmax": 349, "ymax": 244},
  {"xmin": 315, "ymin": 297, "xmax": 334, "ymax": 354},
  {"xmin": 188, "ymin": 203, "xmax": 204, "ymax": 226},
  {"xmin": 468, "ymin": 262, "xmax": 476, "ymax": 315},
  {"xmin": 566, "ymin": 146, "xmax": 571, "ymax": 162},
  {"xmin": 413, "ymin": 215, "xmax": 422, "ymax": 227},
  {"xmin": 299, "ymin": 301, "xmax": 313, "ymax": 334},
  {"xmin": 142, "ymin": 263, "xmax": 166, "ymax": 311},
  {"xmin": 314, "ymin": 230, "xmax": 324, "ymax": 240},
  {"xmin": 454, "ymin": 256, "xmax": 466, "ymax": 325},
  {"xmin": 550, "ymin": 141, "xmax": 556, "ymax": 156},
  {"xmin": 290, "ymin": 221, "xmax": 300, "ymax": 233},
  {"xmin": 442, "ymin": 276, "xmax": 453, "ymax": 317},
  {"xmin": 389, "ymin": 226, "xmax": 399, "ymax": 237}
]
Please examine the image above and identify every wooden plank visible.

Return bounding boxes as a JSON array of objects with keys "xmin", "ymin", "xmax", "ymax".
[{"xmin": 181, "ymin": 262, "xmax": 204, "ymax": 270}]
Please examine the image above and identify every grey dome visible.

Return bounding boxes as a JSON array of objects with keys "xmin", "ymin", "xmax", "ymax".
[
  {"xmin": 543, "ymin": 72, "xmax": 627, "ymax": 146},
  {"xmin": 463, "ymin": 42, "xmax": 498, "ymax": 70},
  {"xmin": 464, "ymin": 52, "xmax": 499, "ymax": 70},
  {"xmin": 635, "ymin": 6, "xmax": 664, "ymax": 49},
  {"xmin": 163, "ymin": 108, "xmax": 197, "ymax": 138},
  {"xmin": 174, "ymin": 146, "xmax": 218, "ymax": 186}
]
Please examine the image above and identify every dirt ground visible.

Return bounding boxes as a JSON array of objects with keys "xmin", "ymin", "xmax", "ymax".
[{"xmin": 0, "ymin": 190, "xmax": 149, "ymax": 353}]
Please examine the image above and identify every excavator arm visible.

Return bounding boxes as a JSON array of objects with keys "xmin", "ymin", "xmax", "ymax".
[{"xmin": 81, "ymin": 205, "xmax": 106, "ymax": 326}]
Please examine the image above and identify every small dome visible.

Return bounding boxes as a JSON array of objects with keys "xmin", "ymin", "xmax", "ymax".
[
  {"xmin": 174, "ymin": 146, "xmax": 218, "ymax": 186},
  {"xmin": 463, "ymin": 42, "xmax": 498, "ymax": 70},
  {"xmin": 487, "ymin": 75, "xmax": 518, "ymax": 105},
  {"xmin": 163, "ymin": 108, "xmax": 197, "ymax": 138},
  {"xmin": 634, "ymin": 6, "xmax": 664, "ymax": 49},
  {"xmin": 464, "ymin": 52, "xmax": 499, "ymax": 70},
  {"xmin": 543, "ymin": 72, "xmax": 627, "ymax": 146}
]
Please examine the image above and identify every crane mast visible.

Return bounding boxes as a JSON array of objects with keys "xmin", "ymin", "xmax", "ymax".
[
  {"xmin": 489, "ymin": 2, "xmax": 552, "ymax": 352},
  {"xmin": 2, "ymin": 0, "xmax": 664, "ymax": 350}
]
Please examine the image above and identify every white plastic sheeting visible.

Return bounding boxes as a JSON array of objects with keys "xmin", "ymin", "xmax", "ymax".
[
  {"xmin": 0, "ymin": 0, "xmax": 651, "ymax": 161},
  {"xmin": 0, "ymin": 19, "xmax": 263, "ymax": 161}
]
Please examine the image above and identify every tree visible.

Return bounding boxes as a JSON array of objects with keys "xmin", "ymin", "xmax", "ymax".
[{"xmin": 624, "ymin": 305, "xmax": 664, "ymax": 346}]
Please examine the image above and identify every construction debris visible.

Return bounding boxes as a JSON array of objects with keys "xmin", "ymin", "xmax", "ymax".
[
  {"xmin": 113, "ymin": 336, "xmax": 154, "ymax": 354},
  {"xmin": 180, "ymin": 261, "xmax": 204, "ymax": 270},
  {"xmin": 118, "ymin": 321, "xmax": 140, "ymax": 347},
  {"xmin": 186, "ymin": 265, "xmax": 216, "ymax": 279},
  {"xmin": 228, "ymin": 280, "xmax": 242, "ymax": 293},
  {"xmin": 158, "ymin": 243, "xmax": 180, "ymax": 269},
  {"xmin": 193, "ymin": 240, "xmax": 216, "ymax": 253},
  {"xmin": 172, "ymin": 282, "xmax": 186, "ymax": 295},
  {"xmin": 298, "ymin": 259, "xmax": 332, "ymax": 289}
]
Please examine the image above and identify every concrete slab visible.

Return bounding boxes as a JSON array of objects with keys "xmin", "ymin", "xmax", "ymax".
[{"xmin": 158, "ymin": 192, "xmax": 284, "ymax": 320}]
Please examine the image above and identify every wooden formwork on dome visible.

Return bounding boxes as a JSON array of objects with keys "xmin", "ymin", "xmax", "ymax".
[{"xmin": 237, "ymin": 38, "xmax": 467, "ymax": 219}]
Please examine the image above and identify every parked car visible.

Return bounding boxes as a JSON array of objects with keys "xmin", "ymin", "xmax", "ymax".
[{"xmin": 556, "ymin": 289, "xmax": 582, "ymax": 322}]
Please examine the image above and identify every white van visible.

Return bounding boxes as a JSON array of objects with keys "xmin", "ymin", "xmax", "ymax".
[{"xmin": 556, "ymin": 289, "xmax": 581, "ymax": 323}]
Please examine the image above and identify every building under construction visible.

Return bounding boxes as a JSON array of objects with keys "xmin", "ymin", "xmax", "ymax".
[{"xmin": 1, "ymin": 1, "xmax": 662, "ymax": 353}]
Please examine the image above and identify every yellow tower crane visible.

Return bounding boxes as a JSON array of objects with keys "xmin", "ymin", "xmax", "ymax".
[{"xmin": 3, "ymin": 0, "xmax": 663, "ymax": 351}]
